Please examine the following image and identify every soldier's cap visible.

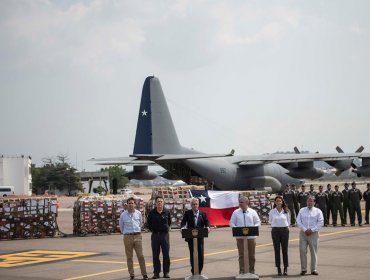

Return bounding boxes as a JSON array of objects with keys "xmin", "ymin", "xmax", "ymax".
[
  {"xmin": 344, "ymin": 182, "xmax": 349, "ymax": 186},
  {"xmin": 351, "ymin": 181, "xmax": 356, "ymax": 185},
  {"xmin": 367, "ymin": 183, "xmax": 370, "ymax": 187},
  {"xmin": 291, "ymin": 183, "xmax": 295, "ymax": 186}
]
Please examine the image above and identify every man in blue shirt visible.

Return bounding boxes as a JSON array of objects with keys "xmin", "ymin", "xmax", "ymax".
[{"xmin": 119, "ymin": 197, "xmax": 148, "ymax": 280}]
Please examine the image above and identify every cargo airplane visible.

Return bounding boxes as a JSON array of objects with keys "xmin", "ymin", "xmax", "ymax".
[{"xmin": 91, "ymin": 76, "xmax": 370, "ymax": 193}]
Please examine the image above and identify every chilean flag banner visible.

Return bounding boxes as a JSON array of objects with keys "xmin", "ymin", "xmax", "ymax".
[{"xmin": 190, "ymin": 190, "xmax": 239, "ymax": 226}]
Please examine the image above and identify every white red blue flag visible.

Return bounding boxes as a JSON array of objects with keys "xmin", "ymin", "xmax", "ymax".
[{"xmin": 190, "ymin": 190, "xmax": 239, "ymax": 226}]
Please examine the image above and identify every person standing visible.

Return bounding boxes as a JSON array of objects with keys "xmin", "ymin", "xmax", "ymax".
[
  {"xmin": 269, "ymin": 196, "xmax": 290, "ymax": 276},
  {"xmin": 147, "ymin": 196, "xmax": 172, "ymax": 279},
  {"xmin": 325, "ymin": 184, "xmax": 333, "ymax": 225},
  {"xmin": 309, "ymin": 184, "xmax": 317, "ymax": 197},
  {"xmin": 315, "ymin": 186, "xmax": 328, "ymax": 226},
  {"xmin": 181, "ymin": 198, "xmax": 209, "ymax": 276},
  {"xmin": 283, "ymin": 185, "xmax": 296, "ymax": 226},
  {"xmin": 291, "ymin": 184, "xmax": 300, "ymax": 217},
  {"xmin": 296, "ymin": 196, "xmax": 324, "ymax": 276},
  {"xmin": 363, "ymin": 183, "xmax": 370, "ymax": 224},
  {"xmin": 230, "ymin": 196, "xmax": 261, "ymax": 275},
  {"xmin": 348, "ymin": 181, "xmax": 362, "ymax": 226},
  {"xmin": 119, "ymin": 197, "xmax": 148, "ymax": 280},
  {"xmin": 342, "ymin": 183, "xmax": 350, "ymax": 225},
  {"xmin": 298, "ymin": 185, "xmax": 309, "ymax": 209},
  {"xmin": 331, "ymin": 185, "xmax": 345, "ymax": 226}
]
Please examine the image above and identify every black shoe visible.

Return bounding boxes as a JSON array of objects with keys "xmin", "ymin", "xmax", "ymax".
[
  {"xmin": 311, "ymin": 271, "xmax": 319, "ymax": 275},
  {"xmin": 152, "ymin": 274, "xmax": 160, "ymax": 279},
  {"xmin": 333, "ymin": 224, "xmax": 337, "ymax": 227},
  {"xmin": 359, "ymin": 223, "xmax": 363, "ymax": 226},
  {"xmin": 163, "ymin": 273, "xmax": 170, "ymax": 278},
  {"xmin": 130, "ymin": 276, "xmax": 135, "ymax": 280},
  {"xmin": 300, "ymin": 271, "xmax": 307, "ymax": 275},
  {"xmin": 143, "ymin": 275, "xmax": 149, "ymax": 280},
  {"xmin": 341, "ymin": 224, "xmax": 345, "ymax": 226},
  {"xmin": 351, "ymin": 224, "xmax": 355, "ymax": 226},
  {"xmin": 277, "ymin": 267, "xmax": 282, "ymax": 276},
  {"xmin": 283, "ymin": 268, "xmax": 288, "ymax": 276},
  {"xmin": 365, "ymin": 222, "xmax": 369, "ymax": 224}
]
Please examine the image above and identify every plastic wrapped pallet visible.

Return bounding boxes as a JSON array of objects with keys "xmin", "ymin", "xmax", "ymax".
[
  {"xmin": 0, "ymin": 197, "xmax": 58, "ymax": 240},
  {"xmin": 73, "ymin": 195, "xmax": 145, "ymax": 236},
  {"xmin": 239, "ymin": 191, "xmax": 272, "ymax": 223},
  {"xmin": 146, "ymin": 186, "xmax": 204, "ymax": 229}
]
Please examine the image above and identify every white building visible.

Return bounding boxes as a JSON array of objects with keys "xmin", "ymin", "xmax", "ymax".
[{"xmin": 0, "ymin": 155, "xmax": 32, "ymax": 196}]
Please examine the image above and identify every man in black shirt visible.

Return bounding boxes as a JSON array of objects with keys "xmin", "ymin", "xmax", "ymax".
[{"xmin": 147, "ymin": 196, "xmax": 172, "ymax": 279}]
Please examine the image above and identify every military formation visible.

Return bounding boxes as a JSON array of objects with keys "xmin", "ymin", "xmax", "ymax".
[{"xmin": 282, "ymin": 182, "xmax": 370, "ymax": 227}]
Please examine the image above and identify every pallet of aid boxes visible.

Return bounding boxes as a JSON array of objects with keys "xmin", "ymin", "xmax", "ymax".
[
  {"xmin": 239, "ymin": 191, "xmax": 272, "ymax": 223},
  {"xmin": 73, "ymin": 195, "xmax": 145, "ymax": 236},
  {"xmin": 0, "ymin": 196, "xmax": 58, "ymax": 240},
  {"xmin": 145, "ymin": 185, "xmax": 205, "ymax": 228}
]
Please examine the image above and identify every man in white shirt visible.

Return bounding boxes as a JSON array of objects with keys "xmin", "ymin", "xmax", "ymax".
[
  {"xmin": 229, "ymin": 196, "xmax": 261, "ymax": 274},
  {"xmin": 296, "ymin": 196, "xmax": 324, "ymax": 276}
]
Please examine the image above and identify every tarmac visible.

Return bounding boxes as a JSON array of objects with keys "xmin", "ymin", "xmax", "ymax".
[{"xmin": 1, "ymin": 205, "xmax": 370, "ymax": 280}]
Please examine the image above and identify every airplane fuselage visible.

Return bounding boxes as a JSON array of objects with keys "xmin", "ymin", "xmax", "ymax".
[{"xmin": 158, "ymin": 157, "xmax": 302, "ymax": 192}]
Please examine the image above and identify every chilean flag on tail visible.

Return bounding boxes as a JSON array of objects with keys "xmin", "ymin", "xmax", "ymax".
[{"xmin": 190, "ymin": 190, "xmax": 239, "ymax": 226}]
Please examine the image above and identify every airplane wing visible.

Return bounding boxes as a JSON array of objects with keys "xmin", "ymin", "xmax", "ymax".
[
  {"xmin": 234, "ymin": 153, "xmax": 361, "ymax": 166},
  {"xmin": 89, "ymin": 157, "xmax": 156, "ymax": 166},
  {"xmin": 132, "ymin": 152, "xmax": 234, "ymax": 162}
]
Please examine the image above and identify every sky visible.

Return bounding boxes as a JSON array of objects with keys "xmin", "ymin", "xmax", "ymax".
[{"xmin": 1, "ymin": 0, "xmax": 370, "ymax": 172}]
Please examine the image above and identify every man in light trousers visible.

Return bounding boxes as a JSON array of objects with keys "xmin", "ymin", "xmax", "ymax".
[{"xmin": 296, "ymin": 196, "xmax": 324, "ymax": 276}]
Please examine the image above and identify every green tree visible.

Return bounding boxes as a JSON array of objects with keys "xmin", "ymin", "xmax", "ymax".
[
  {"xmin": 31, "ymin": 154, "xmax": 83, "ymax": 195},
  {"xmin": 100, "ymin": 165, "xmax": 129, "ymax": 193}
]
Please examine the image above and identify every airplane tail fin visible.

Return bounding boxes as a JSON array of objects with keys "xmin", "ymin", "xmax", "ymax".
[{"xmin": 133, "ymin": 76, "xmax": 183, "ymax": 155}]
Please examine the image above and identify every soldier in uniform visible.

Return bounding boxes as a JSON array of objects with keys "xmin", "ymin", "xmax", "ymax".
[
  {"xmin": 315, "ymin": 185, "xmax": 329, "ymax": 226},
  {"xmin": 309, "ymin": 184, "xmax": 317, "ymax": 197},
  {"xmin": 298, "ymin": 185, "xmax": 309, "ymax": 209},
  {"xmin": 325, "ymin": 184, "xmax": 333, "ymax": 225},
  {"xmin": 331, "ymin": 185, "xmax": 345, "ymax": 226},
  {"xmin": 363, "ymin": 183, "xmax": 370, "ymax": 225},
  {"xmin": 348, "ymin": 181, "xmax": 362, "ymax": 226},
  {"xmin": 342, "ymin": 183, "xmax": 350, "ymax": 225},
  {"xmin": 283, "ymin": 184, "xmax": 296, "ymax": 226},
  {"xmin": 291, "ymin": 184, "xmax": 300, "ymax": 217}
]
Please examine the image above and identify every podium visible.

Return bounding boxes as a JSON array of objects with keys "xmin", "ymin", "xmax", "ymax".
[
  {"xmin": 182, "ymin": 228, "xmax": 209, "ymax": 280},
  {"xmin": 232, "ymin": 227, "xmax": 259, "ymax": 280}
]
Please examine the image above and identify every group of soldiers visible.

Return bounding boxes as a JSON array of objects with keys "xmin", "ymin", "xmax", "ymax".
[{"xmin": 281, "ymin": 182, "xmax": 370, "ymax": 227}]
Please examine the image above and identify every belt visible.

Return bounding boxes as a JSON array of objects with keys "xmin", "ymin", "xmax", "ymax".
[
  {"xmin": 152, "ymin": 231, "xmax": 168, "ymax": 234},
  {"xmin": 125, "ymin": 232, "xmax": 141, "ymax": 235}
]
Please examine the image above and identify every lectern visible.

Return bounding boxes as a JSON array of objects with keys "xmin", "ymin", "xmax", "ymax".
[
  {"xmin": 232, "ymin": 227, "xmax": 259, "ymax": 280},
  {"xmin": 182, "ymin": 228, "xmax": 209, "ymax": 280}
]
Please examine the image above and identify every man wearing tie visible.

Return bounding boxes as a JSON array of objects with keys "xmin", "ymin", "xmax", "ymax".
[{"xmin": 181, "ymin": 198, "xmax": 210, "ymax": 275}]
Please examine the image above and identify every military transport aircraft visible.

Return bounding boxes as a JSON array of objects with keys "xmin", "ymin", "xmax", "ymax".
[{"xmin": 91, "ymin": 76, "xmax": 370, "ymax": 193}]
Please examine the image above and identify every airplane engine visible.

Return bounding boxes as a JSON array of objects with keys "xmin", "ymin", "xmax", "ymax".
[
  {"xmin": 352, "ymin": 165, "xmax": 370, "ymax": 177},
  {"xmin": 160, "ymin": 171, "xmax": 180, "ymax": 180},
  {"xmin": 287, "ymin": 167, "xmax": 324, "ymax": 180},
  {"xmin": 126, "ymin": 165, "xmax": 158, "ymax": 180},
  {"xmin": 325, "ymin": 160, "xmax": 353, "ymax": 176}
]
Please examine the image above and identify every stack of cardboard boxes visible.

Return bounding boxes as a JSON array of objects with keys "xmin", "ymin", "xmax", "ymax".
[
  {"xmin": 73, "ymin": 195, "xmax": 145, "ymax": 236},
  {"xmin": 0, "ymin": 197, "xmax": 58, "ymax": 240}
]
